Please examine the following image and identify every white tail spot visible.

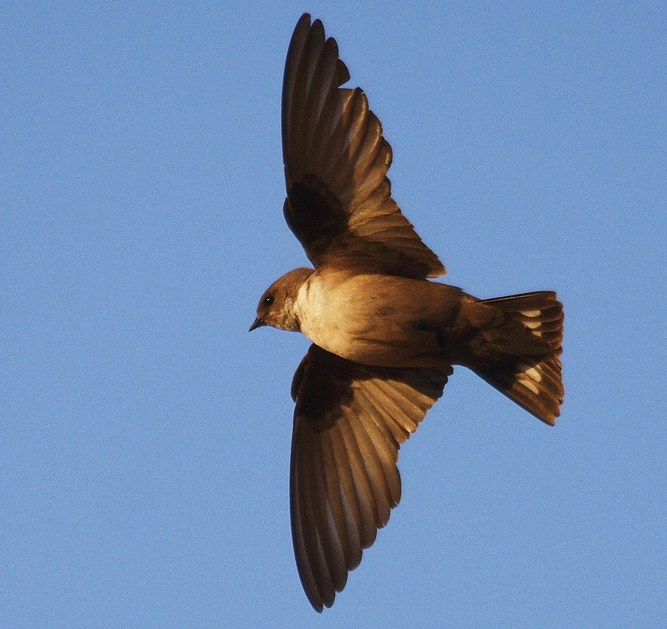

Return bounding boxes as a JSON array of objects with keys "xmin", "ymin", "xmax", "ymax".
[
  {"xmin": 521, "ymin": 309, "xmax": 541, "ymax": 318},
  {"xmin": 517, "ymin": 377, "xmax": 540, "ymax": 395},
  {"xmin": 525, "ymin": 319, "xmax": 543, "ymax": 337},
  {"xmin": 524, "ymin": 366, "xmax": 542, "ymax": 382}
]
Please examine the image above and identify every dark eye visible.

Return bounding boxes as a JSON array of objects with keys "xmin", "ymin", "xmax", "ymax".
[{"xmin": 263, "ymin": 295, "xmax": 274, "ymax": 306}]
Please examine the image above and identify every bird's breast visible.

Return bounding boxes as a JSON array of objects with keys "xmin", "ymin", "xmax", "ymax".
[{"xmin": 294, "ymin": 271, "xmax": 461, "ymax": 367}]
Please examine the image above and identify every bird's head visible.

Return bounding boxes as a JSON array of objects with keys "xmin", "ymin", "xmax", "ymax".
[{"xmin": 249, "ymin": 267, "xmax": 313, "ymax": 332}]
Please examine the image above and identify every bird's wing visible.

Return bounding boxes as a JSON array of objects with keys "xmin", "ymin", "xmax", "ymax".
[
  {"xmin": 289, "ymin": 344, "xmax": 451, "ymax": 611},
  {"xmin": 282, "ymin": 13, "xmax": 445, "ymax": 279}
]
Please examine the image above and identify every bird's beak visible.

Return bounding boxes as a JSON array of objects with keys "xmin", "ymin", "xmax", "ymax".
[{"xmin": 249, "ymin": 317, "xmax": 265, "ymax": 332}]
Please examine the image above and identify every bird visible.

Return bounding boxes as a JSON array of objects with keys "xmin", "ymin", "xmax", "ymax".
[{"xmin": 249, "ymin": 13, "xmax": 564, "ymax": 612}]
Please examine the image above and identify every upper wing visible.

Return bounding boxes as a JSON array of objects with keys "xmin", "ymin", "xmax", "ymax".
[
  {"xmin": 282, "ymin": 14, "xmax": 445, "ymax": 279},
  {"xmin": 289, "ymin": 344, "xmax": 452, "ymax": 611}
]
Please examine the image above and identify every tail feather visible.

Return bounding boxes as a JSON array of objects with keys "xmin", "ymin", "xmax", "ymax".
[{"xmin": 473, "ymin": 291, "xmax": 564, "ymax": 425}]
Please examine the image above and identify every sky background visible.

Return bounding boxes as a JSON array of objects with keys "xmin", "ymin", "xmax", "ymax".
[{"xmin": 2, "ymin": 2, "xmax": 665, "ymax": 627}]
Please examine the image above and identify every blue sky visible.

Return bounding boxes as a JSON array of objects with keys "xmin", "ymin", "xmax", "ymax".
[{"xmin": 2, "ymin": 2, "xmax": 665, "ymax": 627}]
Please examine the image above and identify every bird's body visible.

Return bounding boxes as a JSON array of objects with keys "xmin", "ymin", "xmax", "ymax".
[
  {"xmin": 250, "ymin": 13, "xmax": 565, "ymax": 612},
  {"xmin": 260, "ymin": 265, "xmax": 560, "ymax": 375},
  {"xmin": 295, "ymin": 269, "xmax": 466, "ymax": 367}
]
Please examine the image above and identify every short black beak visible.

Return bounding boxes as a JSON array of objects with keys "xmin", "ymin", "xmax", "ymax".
[{"xmin": 249, "ymin": 317, "xmax": 265, "ymax": 332}]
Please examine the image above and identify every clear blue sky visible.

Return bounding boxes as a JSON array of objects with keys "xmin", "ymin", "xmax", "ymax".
[{"xmin": 2, "ymin": 2, "xmax": 665, "ymax": 627}]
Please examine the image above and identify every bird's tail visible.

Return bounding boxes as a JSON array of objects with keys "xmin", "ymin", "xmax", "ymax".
[{"xmin": 472, "ymin": 291, "xmax": 564, "ymax": 425}]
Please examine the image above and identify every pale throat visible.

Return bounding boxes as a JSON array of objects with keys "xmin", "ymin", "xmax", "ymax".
[
  {"xmin": 294, "ymin": 275, "xmax": 333, "ymax": 340},
  {"xmin": 293, "ymin": 272, "xmax": 367, "ymax": 358}
]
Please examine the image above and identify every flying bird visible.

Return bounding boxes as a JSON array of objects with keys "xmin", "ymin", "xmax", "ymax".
[{"xmin": 250, "ymin": 13, "xmax": 564, "ymax": 612}]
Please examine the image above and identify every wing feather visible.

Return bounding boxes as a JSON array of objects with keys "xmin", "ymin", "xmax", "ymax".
[
  {"xmin": 282, "ymin": 14, "xmax": 445, "ymax": 279},
  {"xmin": 290, "ymin": 344, "xmax": 451, "ymax": 611}
]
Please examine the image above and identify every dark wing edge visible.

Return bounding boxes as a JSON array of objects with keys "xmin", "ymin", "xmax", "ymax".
[
  {"xmin": 289, "ymin": 344, "xmax": 451, "ymax": 611},
  {"xmin": 282, "ymin": 14, "xmax": 446, "ymax": 279}
]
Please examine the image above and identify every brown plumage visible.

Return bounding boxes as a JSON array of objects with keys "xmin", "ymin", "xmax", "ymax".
[{"xmin": 250, "ymin": 13, "xmax": 564, "ymax": 612}]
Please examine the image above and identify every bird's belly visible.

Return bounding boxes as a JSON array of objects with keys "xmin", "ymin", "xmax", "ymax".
[{"xmin": 295, "ymin": 273, "xmax": 453, "ymax": 368}]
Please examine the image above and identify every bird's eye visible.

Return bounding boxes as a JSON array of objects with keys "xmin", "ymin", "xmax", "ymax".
[{"xmin": 263, "ymin": 295, "xmax": 274, "ymax": 306}]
